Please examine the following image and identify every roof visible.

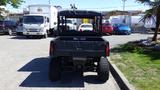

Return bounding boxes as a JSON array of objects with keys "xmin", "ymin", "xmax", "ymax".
[
  {"xmin": 80, "ymin": 23, "xmax": 92, "ymax": 25},
  {"xmin": 58, "ymin": 10, "xmax": 102, "ymax": 18},
  {"xmin": 28, "ymin": 4, "xmax": 53, "ymax": 7},
  {"xmin": 23, "ymin": 14, "xmax": 47, "ymax": 17}
]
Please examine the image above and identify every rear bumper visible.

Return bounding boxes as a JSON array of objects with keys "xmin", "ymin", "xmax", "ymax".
[
  {"xmin": 102, "ymin": 29, "xmax": 113, "ymax": 34},
  {"xmin": 51, "ymin": 50, "xmax": 106, "ymax": 57},
  {"xmin": 16, "ymin": 32, "xmax": 23, "ymax": 35},
  {"xmin": 117, "ymin": 30, "xmax": 131, "ymax": 34}
]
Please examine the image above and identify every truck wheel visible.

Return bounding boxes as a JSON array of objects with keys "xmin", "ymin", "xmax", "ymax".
[
  {"xmin": 26, "ymin": 36, "xmax": 30, "ymax": 39},
  {"xmin": 44, "ymin": 34, "xmax": 48, "ymax": 38},
  {"xmin": 8, "ymin": 29, "xmax": 13, "ymax": 36},
  {"xmin": 49, "ymin": 57, "xmax": 61, "ymax": 81},
  {"xmin": 97, "ymin": 57, "xmax": 109, "ymax": 82}
]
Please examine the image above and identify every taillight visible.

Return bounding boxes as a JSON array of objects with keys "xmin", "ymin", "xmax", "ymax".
[
  {"xmin": 105, "ymin": 43, "xmax": 110, "ymax": 56},
  {"xmin": 49, "ymin": 42, "xmax": 55, "ymax": 56},
  {"xmin": 80, "ymin": 29, "xmax": 82, "ymax": 32}
]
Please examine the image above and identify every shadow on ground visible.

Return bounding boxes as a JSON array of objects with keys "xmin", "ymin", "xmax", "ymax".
[
  {"xmin": 18, "ymin": 57, "xmax": 104, "ymax": 88},
  {"xmin": 10, "ymin": 36, "xmax": 45, "ymax": 40}
]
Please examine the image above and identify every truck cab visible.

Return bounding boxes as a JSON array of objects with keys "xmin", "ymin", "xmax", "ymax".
[{"xmin": 23, "ymin": 14, "xmax": 49, "ymax": 38}]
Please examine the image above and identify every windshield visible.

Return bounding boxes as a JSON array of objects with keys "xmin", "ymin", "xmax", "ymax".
[
  {"xmin": 0, "ymin": 21, "xmax": 3, "ymax": 25},
  {"xmin": 81, "ymin": 25, "xmax": 92, "ymax": 28},
  {"xmin": 4, "ymin": 21, "xmax": 16, "ymax": 26},
  {"xmin": 119, "ymin": 24, "xmax": 128, "ymax": 27},
  {"xmin": 66, "ymin": 20, "xmax": 72, "ymax": 24},
  {"xmin": 103, "ymin": 23, "xmax": 111, "ymax": 26},
  {"xmin": 60, "ymin": 20, "xmax": 72, "ymax": 24},
  {"xmin": 23, "ymin": 16, "xmax": 44, "ymax": 24}
]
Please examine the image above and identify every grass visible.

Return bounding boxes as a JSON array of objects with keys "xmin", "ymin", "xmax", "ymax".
[{"xmin": 111, "ymin": 42, "xmax": 160, "ymax": 90}]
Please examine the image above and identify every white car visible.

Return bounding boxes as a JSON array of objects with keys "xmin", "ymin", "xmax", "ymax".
[{"xmin": 78, "ymin": 23, "xmax": 93, "ymax": 31}]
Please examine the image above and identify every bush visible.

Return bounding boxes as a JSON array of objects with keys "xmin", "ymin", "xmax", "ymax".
[
  {"xmin": 133, "ymin": 46, "xmax": 144, "ymax": 53},
  {"xmin": 121, "ymin": 42, "xmax": 145, "ymax": 53}
]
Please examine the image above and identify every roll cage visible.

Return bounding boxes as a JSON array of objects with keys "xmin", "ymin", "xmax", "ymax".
[{"xmin": 57, "ymin": 10, "xmax": 103, "ymax": 36}]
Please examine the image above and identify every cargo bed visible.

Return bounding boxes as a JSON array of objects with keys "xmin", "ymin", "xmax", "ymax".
[{"xmin": 50, "ymin": 36, "xmax": 109, "ymax": 57}]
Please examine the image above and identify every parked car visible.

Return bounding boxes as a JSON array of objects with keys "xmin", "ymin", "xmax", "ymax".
[
  {"xmin": 102, "ymin": 23, "xmax": 113, "ymax": 35},
  {"xmin": 113, "ymin": 24, "xmax": 131, "ymax": 35},
  {"xmin": 16, "ymin": 17, "xmax": 23, "ymax": 36},
  {"xmin": 78, "ymin": 23, "xmax": 93, "ymax": 31},
  {"xmin": 0, "ymin": 20, "xmax": 17, "ymax": 35}
]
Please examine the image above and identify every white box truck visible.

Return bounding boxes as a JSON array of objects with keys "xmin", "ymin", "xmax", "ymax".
[
  {"xmin": 144, "ymin": 16, "xmax": 156, "ymax": 31},
  {"xmin": 23, "ymin": 4, "xmax": 58, "ymax": 38}
]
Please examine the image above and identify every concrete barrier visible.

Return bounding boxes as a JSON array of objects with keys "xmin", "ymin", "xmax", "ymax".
[{"xmin": 109, "ymin": 61, "xmax": 135, "ymax": 90}]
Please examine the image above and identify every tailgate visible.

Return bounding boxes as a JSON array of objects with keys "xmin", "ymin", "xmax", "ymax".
[
  {"xmin": 55, "ymin": 40, "xmax": 105, "ymax": 51},
  {"xmin": 51, "ymin": 36, "xmax": 108, "ymax": 57}
]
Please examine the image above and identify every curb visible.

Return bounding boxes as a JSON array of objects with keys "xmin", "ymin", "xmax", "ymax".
[{"xmin": 109, "ymin": 61, "xmax": 135, "ymax": 90}]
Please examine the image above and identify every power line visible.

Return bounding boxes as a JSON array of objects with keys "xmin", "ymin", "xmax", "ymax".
[{"xmin": 74, "ymin": 5, "xmax": 141, "ymax": 10}]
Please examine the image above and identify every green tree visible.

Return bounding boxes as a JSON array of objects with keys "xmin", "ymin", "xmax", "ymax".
[
  {"xmin": 137, "ymin": 0, "xmax": 160, "ymax": 41},
  {"xmin": 0, "ymin": 0, "xmax": 24, "ymax": 19},
  {"xmin": 0, "ymin": 0, "xmax": 24, "ymax": 8}
]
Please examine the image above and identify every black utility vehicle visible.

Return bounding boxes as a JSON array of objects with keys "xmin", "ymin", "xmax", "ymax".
[{"xmin": 49, "ymin": 10, "xmax": 110, "ymax": 82}]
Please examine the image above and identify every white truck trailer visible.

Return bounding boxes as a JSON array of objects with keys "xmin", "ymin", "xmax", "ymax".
[
  {"xmin": 23, "ymin": 4, "xmax": 58, "ymax": 38},
  {"xmin": 109, "ymin": 15, "xmax": 144, "ymax": 26},
  {"xmin": 144, "ymin": 16, "xmax": 156, "ymax": 31}
]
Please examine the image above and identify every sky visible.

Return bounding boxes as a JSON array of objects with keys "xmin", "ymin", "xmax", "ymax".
[{"xmin": 7, "ymin": 0, "xmax": 150, "ymax": 13}]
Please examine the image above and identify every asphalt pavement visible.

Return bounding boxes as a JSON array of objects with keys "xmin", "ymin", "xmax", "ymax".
[{"xmin": 0, "ymin": 34, "xmax": 152, "ymax": 90}]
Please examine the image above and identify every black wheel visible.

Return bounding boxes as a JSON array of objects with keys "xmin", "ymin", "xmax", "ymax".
[
  {"xmin": 127, "ymin": 32, "xmax": 131, "ymax": 35},
  {"xmin": 8, "ymin": 29, "xmax": 13, "ymax": 36},
  {"xmin": 124, "ymin": 31, "xmax": 129, "ymax": 35},
  {"xmin": 109, "ymin": 32, "xmax": 113, "ymax": 35},
  {"xmin": 97, "ymin": 57, "xmax": 109, "ymax": 82},
  {"xmin": 26, "ymin": 35, "xmax": 30, "ymax": 39},
  {"xmin": 113, "ymin": 30, "xmax": 118, "ymax": 35},
  {"xmin": 49, "ymin": 57, "xmax": 61, "ymax": 81},
  {"xmin": 43, "ymin": 34, "xmax": 48, "ymax": 38}
]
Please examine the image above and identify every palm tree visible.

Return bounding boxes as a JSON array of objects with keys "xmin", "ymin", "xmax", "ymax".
[{"xmin": 137, "ymin": 0, "xmax": 160, "ymax": 41}]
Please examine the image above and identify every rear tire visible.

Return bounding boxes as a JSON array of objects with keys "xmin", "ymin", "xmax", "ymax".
[
  {"xmin": 49, "ymin": 57, "xmax": 61, "ymax": 81},
  {"xmin": 44, "ymin": 33, "xmax": 48, "ymax": 38},
  {"xmin": 26, "ymin": 35, "xmax": 30, "ymax": 39},
  {"xmin": 97, "ymin": 57, "xmax": 109, "ymax": 82}
]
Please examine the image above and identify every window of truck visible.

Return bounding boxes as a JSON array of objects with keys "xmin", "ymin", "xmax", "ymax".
[{"xmin": 23, "ymin": 16, "xmax": 44, "ymax": 24}]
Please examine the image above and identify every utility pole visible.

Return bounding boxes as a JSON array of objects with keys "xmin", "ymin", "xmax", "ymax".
[
  {"xmin": 122, "ymin": 0, "xmax": 127, "ymax": 24},
  {"xmin": 122, "ymin": 0, "xmax": 127, "ymax": 11},
  {"xmin": 49, "ymin": 0, "xmax": 51, "ymax": 4}
]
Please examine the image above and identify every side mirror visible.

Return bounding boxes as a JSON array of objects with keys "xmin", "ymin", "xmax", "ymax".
[
  {"xmin": 19, "ymin": 23, "xmax": 23, "ymax": 26},
  {"xmin": 74, "ymin": 23, "xmax": 77, "ymax": 25},
  {"xmin": 54, "ymin": 22, "xmax": 57, "ymax": 25}
]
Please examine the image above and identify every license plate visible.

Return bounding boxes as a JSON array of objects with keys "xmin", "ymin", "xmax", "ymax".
[{"xmin": 29, "ymin": 29, "xmax": 38, "ymax": 32}]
